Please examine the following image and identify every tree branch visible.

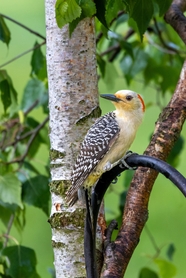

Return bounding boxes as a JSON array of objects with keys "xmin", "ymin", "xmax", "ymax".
[
  {"xmin": 164, "ymin": 0, "xmax": 186, "ymax": 44},
  {"xmin": 100, "ymin": 58, "xmax": 186, "ymax": 277},
  {"xmin": 85, "ymin": 153, "xmax": 186, "ymax": 277},
  {"xmin": 0, "ymin": 41, "xmax": 46, "ymax": 68},
  {"xmin": 6, "ymin": 116, "xmax": 49, "ymax": 164},
  {"xmin": 0, "ymin": 13, "xmax": 46, "ymax": 40},
  {"xmin": 1, "ymin": 100, "xmax": 40, "ymax": 150}
]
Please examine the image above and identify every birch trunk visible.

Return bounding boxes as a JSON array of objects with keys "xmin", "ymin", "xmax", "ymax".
[{"xmin": 45, "ymin": 1, "xmax": 100, "ymax": 276}]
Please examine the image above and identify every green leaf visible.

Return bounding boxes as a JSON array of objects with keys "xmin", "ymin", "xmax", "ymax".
[
  {"xmin": 0, "ymin": 201, "xmax": 25, "ymax": 232},
  {"xmin": 120, "ymin": 47, "xmax": 149, "ymax": 84},
  {"xmin": 105, "ymin": 0, "xmax": 125, "ymax": 25},
  {"xmin": 30, "ymin": 42, "xmax": 47, "ymax": 80},
  {"xmin": 0, "ymin": 16, "xmax": 11, "ymax": 46},
  {"xmin": 97, "ymin": 54, "xmax": 106, "ymax": 77},
  {"xmin": 15, "ymin": 117, "xmax": 42, "ymax": 159},
  {"xmin": 166, "ymin": 243, "xmax": 176, "ymax": 261},
  {"xmin": 94, "ymin": 0, "xmax": 108, "ymax": 28},
  {"xmin": 0, "ymin": 173, "xmax": 23, "ymax": 208},
  {"xmin": 123, "ymin": 0, "xmax": 136, "ymax": 14},
  {"xmin": 0, "ymin": 79, "xmax": 11, "ymax": 112},
  {"xmin": 2, "ymin": 245, "xmax": 40, "ymax": 278},
  {"xmin": 23, "ymin": 117, "xmax": 48, "ymax": 158},
  {"xmin": 0, "ymin": 201, "xmax": 18, "ymax": 227},
  {"xmin": 160, "ymin": 66, "xmax": 179, "ymax": 93},
  {"xmin": 22, "ymin": 175, "xmax": 50, "ymax": 215},
  {"xmin": 130, "ymin": 0, "xmax": 154, "ymax": 40},
  {"xmin": 69, "ymin": 0, "xmax": 96, "ymax": 35},
  {"xmin": 21, "ymin": 78, "xmax": 47, "ymax": 111},
  {"xmin": 139, "ymin": 267, "xmax": 159, "ymax": 278},
  {"xmin": 119, "ymin": 41, "xmax": 133, "ymax": 58},
  {"xmin": 79, "ymin": 0, "xmax": 96, "ymax": 17},
  {"xmin": 153, "ymin": 0, "xmax": 172, "ymax": 16},
  {"xmin": 0, "ymin": 70, "xmax": 18, "ymax": 113},
  {"xmin": 55, "ymin": 0, "xmax": 82, "ymax": 29},
  {"xmin": 23, "ymin": 161, "xmax": 40, "ymax": 176},
  {"xmin": 143, "ymin": 57, "xmax": 159, "ymax": 85},
  {"xmin": 154, "ymin": 258, "xmax": 177, "ymax": 278}
]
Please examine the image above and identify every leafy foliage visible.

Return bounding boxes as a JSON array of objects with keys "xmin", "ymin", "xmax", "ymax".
[
  {"xmin": 154, "ymin": 0, "xmax": 172, "ymax": 16},
  {"xmin": 21, "ymin": 78, "xmax": 48, "ymax": 112},
  {"xmin": 69, "ymin": 0, "xmax": 96, "ymax": 34},
  {"xmin": 2, "ymin": 246, "xmax": 40, "ymax": 278},
  {"xmin": 55, "ymin": 0, "xmax": 172, "ymax": 39},
  {"xmin": 55, "ymin": 0, "xmax": 82, "ymax": 28},
  {"xmin": 0, "ymin": 21, "xmax": 49, "ymax": 277},
  {"xmin": 0, "ymin": 0, "xmax": 185, "ymax": 277},
  {"xmin": 0, "ymin": 173, "xmax": 22, "ymax": 208},
  {"xmin": 0, "ymin": 16, "xmax": 11, "ymax": 46},
  {"xmin": 139, "ymin": 267, "xmax": 159, "ymax": 278},
  {"xmin": 154, "ymin": 259, "xmax": 177, "ymax": 278},
  {"xmin": 22, "ymin": 175, "xmax": 50, "ymax": 215},
  {"xmin": 0, "ymin": 70, "xmax": 17, "ymax": 113},
  {"xmin": 30, "ymin": 41, "xmax": 47, "ymax": 80}
]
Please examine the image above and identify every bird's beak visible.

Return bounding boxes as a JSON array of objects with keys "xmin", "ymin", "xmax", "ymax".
[{"xmin": 100, "ymin": 94, "xmax": 122, "ymax": 103}]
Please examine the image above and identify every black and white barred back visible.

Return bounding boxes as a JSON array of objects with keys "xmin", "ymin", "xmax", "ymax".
[{"xmin": 66, "ymin": 112, "xmax": 120, "ymax": 206}]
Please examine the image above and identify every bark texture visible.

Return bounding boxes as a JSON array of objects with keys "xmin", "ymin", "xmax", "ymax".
[
  {"xmin": 45, "ymin": 0, "xmax": 99, "ymax": 276},
  {"xmin": 164, "ymin": 0, "xmax": 186, "ymax": 44}
]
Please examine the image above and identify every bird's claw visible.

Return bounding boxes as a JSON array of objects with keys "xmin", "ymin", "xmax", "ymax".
[{"xmin": 119, "ymin": 151, "xmax": 137, "ymax": 170}]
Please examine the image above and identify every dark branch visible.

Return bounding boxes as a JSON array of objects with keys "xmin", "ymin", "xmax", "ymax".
[
  {"xmin": 104, "ymin": 220, "xmax": 118, "ymax": 250},
  {"xmin": 164, "ymin": 0, "xmax": 186, "ymax": 44},
  {"xmin": 85, "ymin": 154, "xmax": 186, "ymax": 277}
]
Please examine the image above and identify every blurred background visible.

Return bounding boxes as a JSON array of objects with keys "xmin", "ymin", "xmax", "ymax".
[{"xmin": 0, "ymin": 0, "xmax": 186, "ymax": 277}]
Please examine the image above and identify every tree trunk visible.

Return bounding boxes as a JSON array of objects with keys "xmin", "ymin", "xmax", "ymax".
[{"xmin": 45, "ymin": 0, "xmax": 100, "ymax": 276}]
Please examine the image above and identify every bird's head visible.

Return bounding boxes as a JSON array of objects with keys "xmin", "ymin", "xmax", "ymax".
[{"xmin": 100, "ymin": 90, "xmax": 145, "ymax": 116}]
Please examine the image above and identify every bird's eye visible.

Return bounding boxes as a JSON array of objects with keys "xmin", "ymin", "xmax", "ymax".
[{"xmin": 126, "ymin": 95, "xmax": 133, "ymax": 101}]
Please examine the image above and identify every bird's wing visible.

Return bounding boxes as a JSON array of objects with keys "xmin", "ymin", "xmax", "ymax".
[{"xmin": 66, "ymin": 112, "xmax": 120, "ymax": 205}]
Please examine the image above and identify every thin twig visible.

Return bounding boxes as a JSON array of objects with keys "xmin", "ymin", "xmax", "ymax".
[
  {"xmin": 0, "ymin": 41, "xmax": 46, "ymax": 68},
  {"xmin": 3, "ymin": 214, "xmax": 15, "ymax": 248},
  {"xmin": 145, "ymin": 33, "xmax": 179, "ymax": 55},
  {"xmin": 0, "ymin": 13, "xmax": 46, "ymax": 40},
  {"xmin": 96, "ymin": 11, "xmax": 125, "ymax": 44},
  {"xmin": 99, "ymin": 28, "xmax": 134, "ymax": 62},
  {"xmin": 24, "ymin": 100, "xmax": 39, "ymax": 116},
  {"xmin": 0, "ymin": 100, "xmax": 40, "ymax": 149},
  {"xmin": 100, "ymin": 45, "xmax": 120, "ymax": 57},
  {"xmin": 144, "ymin": 225, "xmax": 160, "ymax": 255},
  {"xmin": 2, "ymin": 233, "xmax": 19, "ymax": 246},
  {"xmin": 6, "ymin": 115, "xmax": 49, "ymax": 164},
  {"xmin": 153, "ymin": 17, "xmax": 179, "ymax": 54}
]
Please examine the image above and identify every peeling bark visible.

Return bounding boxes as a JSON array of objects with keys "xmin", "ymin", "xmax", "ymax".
[{"xmin": 45, "ymin": 0, "xmax": 99, "ymax": 276}]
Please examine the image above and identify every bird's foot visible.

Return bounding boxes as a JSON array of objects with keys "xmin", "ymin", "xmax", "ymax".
[
  {"xmin": 103, "ymin": 161, "xmax": 112, "ymax": 171},
  {"xmin": 119, "ymin": 151, "xmax": 137, "ymax": 170}
]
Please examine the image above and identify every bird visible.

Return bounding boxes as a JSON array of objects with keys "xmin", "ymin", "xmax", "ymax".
[{"xmin": 66, "ymin": 90, "xmax": 145, "ymax": 206}]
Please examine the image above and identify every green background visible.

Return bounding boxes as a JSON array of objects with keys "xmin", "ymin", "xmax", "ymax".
[{"xmin": 1, "ymin": 1, "xmax": 186, "ymax": 277}]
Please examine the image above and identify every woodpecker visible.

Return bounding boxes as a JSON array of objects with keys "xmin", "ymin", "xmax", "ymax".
[{"xmin": 66, "ymin": 90, "xmax": 145, "ymax": 206}]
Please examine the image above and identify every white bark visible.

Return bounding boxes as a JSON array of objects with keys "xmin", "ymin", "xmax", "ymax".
[{"xmin": 45, "ymin": 0, "xmax": 99, "ymax": 277}]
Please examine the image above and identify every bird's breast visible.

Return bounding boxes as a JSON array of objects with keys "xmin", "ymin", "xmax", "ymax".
[{"xmin": 96, "ymin": 122, "xmax": 136, "ymax": 173}]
